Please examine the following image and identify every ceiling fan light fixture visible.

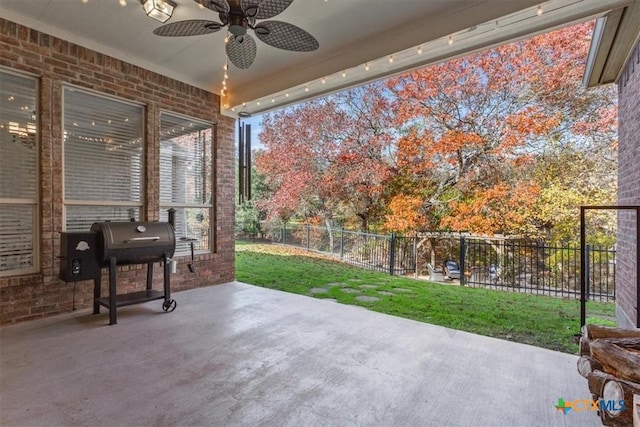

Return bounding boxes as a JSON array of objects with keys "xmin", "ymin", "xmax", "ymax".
[
  {"xmin": 228, "ymin": 15, "xmax": 247, "ymax": 37},
  {"xmin": 142, "ymin": 0, "xmax": 176, "ymax": 23}
]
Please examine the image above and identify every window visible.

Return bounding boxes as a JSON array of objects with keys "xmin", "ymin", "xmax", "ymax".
[
  {"xmin": 63, "ymin": 87, "xmax": 144, "ymax": 230},
  {"xmin": 159, "ymin": 113, "xmax": 214, "ymax": 255},
  {"xmin": 0, "ymin": 70, "xmax": 39, "ymax": 276}
]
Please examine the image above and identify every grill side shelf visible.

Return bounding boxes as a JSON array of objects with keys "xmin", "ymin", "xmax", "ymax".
[{"xmin": 97, "ymin": 289, "xmax": 164, "ymax": 308}]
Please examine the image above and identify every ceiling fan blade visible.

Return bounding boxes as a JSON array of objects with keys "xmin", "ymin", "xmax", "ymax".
[
  {"xmin": 153, "ymin": 20, "xmax": 223, "ymax": 37},
  {"xmin": 194, "ymin": 0, "xmax": 230, "ymax": 14},
  {"xmin": 254, "ymin": 21, "xmax": 318, "ymax": 52},
  {"xmin": 241, "ymin": 0, "xmax": 293, "ymax": 19},
  {"xmin": 226, "ymin": 34, "xmax": 257, "ymax": 69}
]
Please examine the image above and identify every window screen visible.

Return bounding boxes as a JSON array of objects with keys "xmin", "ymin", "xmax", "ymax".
[
  {"xmin": 63, "ymin": 87, "xmax": 144, "ymax": 231},
  {"xmin": 0, "ymin": 70, "xmax": 38, "ymax": 276},
  {"xmin": 159, "ymin": 113, "xmax": 213, "ymax": 255}
]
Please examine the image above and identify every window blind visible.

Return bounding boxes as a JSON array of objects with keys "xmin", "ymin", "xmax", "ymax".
[
  {"xmin": 0, "ymin": 71, "xmax": 38, "ymax": 275},
  {"xmin": 63, "ymin": 87, "xmax": 144, "ymax": 230}
]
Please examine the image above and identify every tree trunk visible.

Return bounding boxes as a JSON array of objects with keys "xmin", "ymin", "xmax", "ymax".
[{"xmin": 324, "ymin": 216, "xmax": 334, "ymax": 255}]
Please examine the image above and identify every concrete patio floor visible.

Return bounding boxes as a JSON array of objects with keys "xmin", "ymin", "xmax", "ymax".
[{"xmin": 1, "ymin": 281, "xmax": 599, "ymax": 427}]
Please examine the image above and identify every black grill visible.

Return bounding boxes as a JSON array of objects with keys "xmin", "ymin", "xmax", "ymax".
[
  {"xmin": 90, "ymin": 221, "xmax": 175, "ymax": 265},
  {"xmin": 89, "ymin": 221, "xmax": 177, "ymax": 325}
]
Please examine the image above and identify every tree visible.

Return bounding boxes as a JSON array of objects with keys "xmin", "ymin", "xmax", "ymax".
[
  {"xmin": 383, "ymin": 21, "xmax": 617, "ymax": 237},
  {"xmin": 255, "ymin": 82, "xmax": 395, "ymax": 232}
]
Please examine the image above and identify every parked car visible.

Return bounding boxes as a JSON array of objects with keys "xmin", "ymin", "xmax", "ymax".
[{"xmin": 444, "ymin": 260, "xmax": 461, "ymax": 280}]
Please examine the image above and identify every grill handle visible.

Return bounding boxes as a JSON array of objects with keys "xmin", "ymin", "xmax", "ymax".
[{"xmin": 126, "ymin": 236, "xmax": 161, "ymax": 243}]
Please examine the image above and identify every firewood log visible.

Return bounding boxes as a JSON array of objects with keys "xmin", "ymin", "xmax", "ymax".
[
  {"xmin": 583, "ymin": 324, "xmax": 640, "ymax": 340},
  {"xmin": 600, "ymin": 378, "xmax": 640, "ymax": 426},
  {"xmin": 590, "ymin": 338, "xmax": 640, "ymax": 383},
  {"xmin": 588, "ymin": 370, "xmax": 613, "ymax": 396},
  {"xmin": 580, "ymin": 336, "xmax": 592, "ymax": 356},
  {"xmin": 578, "ymin": 355, "xmax": 604, "ymax": 378}
]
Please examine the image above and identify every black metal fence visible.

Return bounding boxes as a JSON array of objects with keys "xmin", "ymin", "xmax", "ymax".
[
  {"xmin": 461, "ymin": 237, "xmax": 615, "ymax": 302},
  {"xmin": 259, "ymin": 223, "xmax": 415, "ymax": 275},
  {"xmin": 239, "ymin": 224, "xmax": 616, "ymax": 302}
]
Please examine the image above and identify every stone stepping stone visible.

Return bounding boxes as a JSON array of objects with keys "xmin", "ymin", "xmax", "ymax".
[
  {"xmin": 310, "ymin": 288, "xmax": 329, "ymax": 294},
  {"xmin": 347, "ymin": 279, "xmax": 362, "ymax": 282},
  {"xmin": 359, "ymin": 284, "xmax": 378, "ymax": 289},
  {"xmin": 340, "ymin": 288, "xmax": 361, "ymax": 294},
  {"xmin": 326, "ymin": 282, "xmax": 347, "ymax": 288},
  {"xmin": 356, "ymin": 295, "xmax": 380, "ymax": 303},
  {"xmin": 377, "ymin": 291, "xmax": 396, "ymax": 296},
  {"xmin": 392, "ymin": 288, "xmax": 412, "ymax": 293}
]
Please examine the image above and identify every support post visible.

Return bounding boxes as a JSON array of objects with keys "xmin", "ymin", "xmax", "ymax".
[
  {"xmin": 108, "ymin": 256, "xmax": 117, "ymax": 325},
  {"xmin": 146, "ymin": 262, "xmax": 153, "ymax": 290},
  {"xmin": 414, "ymin": 235, "xmax": 419, "ymax": 279},
  {"xmin": 580, "ymin": 207, "xmax": 586, "ymax": 328},
  {"xmin": 585, "ymin": 244, "xmax": 591, "ymax": 301},
  {"xmin": 389, "ymin": 233, "xmax": 396, "ymax": 276},
  {"xmin": 636, "ymin": 208, "xmax": 640, "ymax": 328},
  {"xmin": 460, "ymin": 236, "xmax": 466, "ymax": 286}
]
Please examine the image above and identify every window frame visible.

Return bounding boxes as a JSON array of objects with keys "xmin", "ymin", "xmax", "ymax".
[
  {"xmin": 159, "ymin": 110, "xmax": 216, "ymax": 256},
  {"xmin": 61, "ymin": 84, "xmax": 145, "ymax": 231},
  {"xmin": 0, "ymin": 67, "xmax": 40, "ymax": 277}
]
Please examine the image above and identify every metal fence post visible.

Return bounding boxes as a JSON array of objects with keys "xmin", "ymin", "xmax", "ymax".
[
  {"xmin": 460, "ymin": 236, "xmax": 466, "ymax": 286},
  {"xmin": 389, "ymin": 233, "xmax": 396, "ymax": 275},
  {"xmin": 340, "ymin": 227, "xmax": 344, "ymax": 259},
  {"xmin": 585, "ymin": 244, "xmax": 591, "ymax": 301},
  {"xmin": 282, "ymin": 223, "xmax": 286, "ymax": 245},
  {"xmin": 306, "ymin": 224, "xmax": 310, "ymax": 250},
  {"xmin": 414, "ymin": 235, "xmax": 418, "ymax": 279},
  {"xmin": 580, "ymin": 207, "xmax": 586, "ymax": 328}
]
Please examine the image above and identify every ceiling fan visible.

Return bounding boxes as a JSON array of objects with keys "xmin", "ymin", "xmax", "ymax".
[{"xmin": 153, "ymin": 0, "xmax": 319, "ymax": 69}]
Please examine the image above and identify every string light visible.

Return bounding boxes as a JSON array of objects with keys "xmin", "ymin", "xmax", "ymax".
[
  {"xmin": 119, "ymin": 0, "xmax": 126, "ymax": 6},
  {"xmin": 229, "ymin": 2, "xmax": 562, "ymax": 111},
  {"xmin": 220, "ymin": 56, "xmax": 229, "ymax": 100}
]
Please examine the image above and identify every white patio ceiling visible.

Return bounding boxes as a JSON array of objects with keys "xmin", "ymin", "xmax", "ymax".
[{"xmin": 0, "ymin": 0, "xmax": 635, "ymax": 117}]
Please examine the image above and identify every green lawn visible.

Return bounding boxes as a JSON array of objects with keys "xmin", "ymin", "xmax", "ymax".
[{"xmin": 235, "ymin": 241, "xmax": 615, "ymax": 354}]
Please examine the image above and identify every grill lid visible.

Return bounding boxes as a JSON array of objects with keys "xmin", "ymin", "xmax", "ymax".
[{"xmin": 90, "ymin": 221, "xmax": 175, "ymax": 265}]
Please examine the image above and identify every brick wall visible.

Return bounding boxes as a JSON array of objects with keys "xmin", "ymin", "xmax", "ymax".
[
  {"xmin": 0, "ymin": 18, "xmax": 236, "ymax": 324},
  {"xmin": 616, "ymin": 40, "xmax": 640, "ymax": 329}
]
